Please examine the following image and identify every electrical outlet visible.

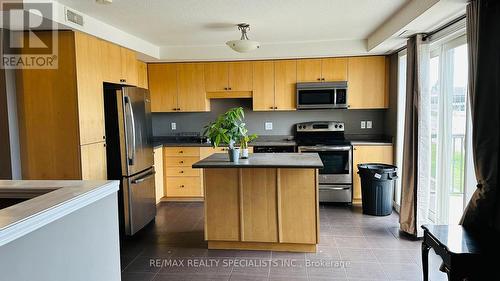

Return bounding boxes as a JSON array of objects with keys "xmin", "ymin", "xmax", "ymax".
[
  {"xmin": 265, "ymin": 122, "xmax": 273, "ymax": 131},
  {"xmin": 366, "ymin": 121, "xmax": 372, "ymax": 129},
  {"xmin": 360, "ymin": 121, "xmax": 366, "ymax": 129},
  {"xmin": 171, "ymin": 122, "xmax": 176, "ymax": 130}
]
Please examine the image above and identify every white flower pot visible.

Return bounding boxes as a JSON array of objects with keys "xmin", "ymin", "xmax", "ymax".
[{"xmin": 241, "ymin": 148, "xmax": 249, "ymax": 159}]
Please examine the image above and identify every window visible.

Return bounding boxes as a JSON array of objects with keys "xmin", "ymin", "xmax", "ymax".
[
  {"xmin": 394, "ymin": 50, "xmax": 407, "ymax": 209},
  {"xmin": 429, "ymin": 34, "xmax": 471, "ymax": 224}
]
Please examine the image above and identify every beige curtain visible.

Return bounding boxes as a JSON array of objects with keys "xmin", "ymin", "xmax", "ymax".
[
  {"xmin": 399, "ymin": 34, "xmax": 431, "ymax": 237},
  {"xmin": 460, "ymin": 0, "xmax": 500, "ymax": 231}
]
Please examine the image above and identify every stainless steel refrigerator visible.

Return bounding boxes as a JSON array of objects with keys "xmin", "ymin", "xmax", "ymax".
[{"xmin": 104, "ymin": 85, "xmax": 156, "ymax": 236}]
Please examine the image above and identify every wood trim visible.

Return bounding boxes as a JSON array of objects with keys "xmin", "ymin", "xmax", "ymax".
[
  {"xmin": 238, "ymin": 168, "xmax": 244, "ymax": 242},
  {"xmin": 276, "ymin": 168, "xmax": 283, "ymax": 243},
  {"xmin": 160, "ymin": 197, "xmax": 204, "ymax": 202},
  {"xmin": 315, "ymin": 169, "xmax": 320, "ymax": 243},
  {"xmin": 208, "ymin": 241, "xmax": 316, "ymax": 253},
  {"xmin": 206, "ymin": 91, "xmax": 252, "ymax": 99}
]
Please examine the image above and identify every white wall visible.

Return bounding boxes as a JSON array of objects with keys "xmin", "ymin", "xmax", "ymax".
[{"xmin": 0, "ymin": 193, "xmax": 121, "ymax": 281}]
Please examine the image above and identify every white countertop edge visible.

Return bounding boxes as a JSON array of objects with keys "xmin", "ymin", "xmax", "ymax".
[{"xmin": 0, "ymin": 181, "xmax": 119, "ymax": 247}]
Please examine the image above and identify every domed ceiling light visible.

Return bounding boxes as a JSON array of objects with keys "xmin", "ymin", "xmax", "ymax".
[{"xmin": 226, "ymin": 23, "xmax": 260, "ymax": 53}]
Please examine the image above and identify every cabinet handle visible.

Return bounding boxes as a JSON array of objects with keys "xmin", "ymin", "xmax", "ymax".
[
  {"xmin": 177, "ymin": 108, "xmax": 181, "ymax": 111},
  {"xmin": 179, "ymin": 170, "xmax": 184, "ymax": 173},
  {"xmin": 270, "ymin": 106, "xmax": 274, "ymax": 109},
  {"xmin": 103, "ymin": 143, "xmax": 106, "ymax": 147},
  {"xmin": 180, "ymin": 185, "xmax": 185, "ymax": 188},
  {"xmin": 224, "ymin": 87, "xmax": 228, "ymax": 90},
  {"xmin": 179, "ymin": 151, "xmax": 183, "ymax": 153},
  {"xmin": 321, "ymin": 78, "xmax": 325, "ymax": 81},
  {"xmin": 228, "ymin": 87, "xmax": 232, "ymax": 90},
  {"xmin": 103, "ymin": 135, "xmax": 106, "ymax": 140},
  {"xmin": 317, "ymin": 78, "xmax": 321, "ymax": 81},
  {"xmin": 120, "ymin": 79, "xmax": 126, "ymax": 83},
  {"xmin": 274, "ymin": 107, "xmax": 278, "ymax": 109},
  {"xmin": 179, "ymin": 160, "xmax": 184, "ymax": 164}
]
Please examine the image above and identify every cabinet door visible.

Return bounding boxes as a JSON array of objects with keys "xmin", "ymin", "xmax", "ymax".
[
  {"xmin": 166, "ymin": 177, "xmax": 203, "ymax": 197},
  {"xmin": 148, "ymin": 64, "xmax": 178, "ymax": 112},
  {"xmin": 241, "ymin": 168, "xmax": 278, "ymax": 242},
  {"xmin": 154, "ymin": 146, "xmax": 164, "ymax": 203},
  {"xmin": 352, "ymin": 145, "xmax": 393, "ymax": 203},
  {"xmin": 348, "ymin": 56, "xmax": 388, "ymax": 109},
  {"xmin": 177, "ymin": 63, "xmax": 209, "ymax": 112},
  {"xmin": 120, "ymin": 47, "xmax": 138, "ymax": 86},
  {"xmin": 204, "ymin": 62, "xmax": 228, "ymax": 92},
  {"xmin": 81, "ymin": 142, "xmax": 107, "ymax": 180},
  {"xmin": 74, "ymin": 32, "xmax": 105, "ymax": 145},
  {"xmin": 279, "ymin": 169, "xmax": 317, "ymax": 244},
  {"xmin": 228, "ymin": 61, "xmax": 253, "ymax": 91},
  {"xmin": 137, "ymin": 60, "xmax": 149, "ymax": 89},
  {"xmin": 297, "ymin": 59, "xmax": 322, "ymax": 82},
  {"xmin": 100, "ymin": 40, "xmax": 122, "ymax": 84},
  {"xmin": 321, "ymin": 58, "xmax": 347, "ymax": 81},
  {"xmin": 274, "ymin": 60, "xmax": 297, "ymax": 110},
  {"xmin": 252, "ymin": 61, "xmax": 275, "ymax": 111}
]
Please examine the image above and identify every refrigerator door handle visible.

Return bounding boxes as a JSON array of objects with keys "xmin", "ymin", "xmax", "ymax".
[
  {"xmin": 124, "ymin": 96, "xmax": 136, "ymax": 166},
  {"xmin": 131, "ymin": 171, "xmax": 156, "ymax": 184}
]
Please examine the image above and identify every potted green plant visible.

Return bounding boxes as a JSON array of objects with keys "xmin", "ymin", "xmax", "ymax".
[
  {"xmin": 203, "ymin": 107, "xmax": 257, "ymax": 162},
  {"xmin": 239, "ymin": 131, "xmax": 257, "ymax": 159}
]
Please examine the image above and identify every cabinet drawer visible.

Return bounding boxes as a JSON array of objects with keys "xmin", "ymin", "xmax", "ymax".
[
  {"xmin": 166, "ymin": 177, "xmax": 202, "ymax": 197},
  {"xmin": 164, "ymin": 147, "xmax": 200, "ymax": 157},
  {"xmin": 166, "ymin": 167, "xmax": 200, "ymax": 177},
  {"xmin": 165, "ymin": 156, "xmax": 199, "ymax": 167}
]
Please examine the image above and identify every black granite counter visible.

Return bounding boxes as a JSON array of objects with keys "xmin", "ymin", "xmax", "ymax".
[
  {"xmin": 153, "ymin": 135, "xmax": 296, "ymax": 148},
  {"xmin": 346, "ymin": 134, "xmax": 393, "ymax": 146},
  {"xmin": 192, "ymin": 153, "xmax": 323, "ymax": 169}
]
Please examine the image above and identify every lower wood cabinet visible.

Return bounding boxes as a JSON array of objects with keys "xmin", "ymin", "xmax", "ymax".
[
  {"xmin": 153, "ymin": 146, "xmax": 164, "ymax": 203},
  {"xmin": 160, "ymin": 146, "xmax": 254, "ymax": 201},
  {"xmin": 352, "ymin": 145, "xmax": 394, "ymax": 204},
  {"xmin": 80, "ymin": 142, "xmax": 107, "ymax": 180}
]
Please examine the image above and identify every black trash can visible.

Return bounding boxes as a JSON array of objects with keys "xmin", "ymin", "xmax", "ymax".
[{"xmin": 357, "ymin": 163, "xmax": 398, "ymax": 216}]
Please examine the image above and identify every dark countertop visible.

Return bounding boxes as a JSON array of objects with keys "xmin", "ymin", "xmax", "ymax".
[
  {"xmin": 153, "ymin": 134, "xmax": 392, "ymax": 148},
  {"xmin": 192, "ymin": 153, "xmax": 324, "ymax": 169},
  {"xmin": 153, "ymin": 135, "xmax": 296, "ymax": 148}
]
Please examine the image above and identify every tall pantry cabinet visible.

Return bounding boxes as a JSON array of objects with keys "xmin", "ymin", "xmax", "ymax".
[{"xmin": 16, "ymin": 30, "xmax": 144, "ymax": 180}]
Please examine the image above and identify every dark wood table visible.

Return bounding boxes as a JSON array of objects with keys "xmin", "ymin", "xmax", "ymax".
[{"xmin": 421, "ymin": 225, "xmax": 499, "ymax": 281}]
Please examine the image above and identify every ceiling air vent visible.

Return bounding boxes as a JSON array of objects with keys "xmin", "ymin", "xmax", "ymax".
[{"xmin": 65, "ymin": 8, "xmax": 84, "ymax": 26}]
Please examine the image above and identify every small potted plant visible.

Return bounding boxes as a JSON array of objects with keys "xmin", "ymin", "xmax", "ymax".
[
  {"xmin": 239, "ymin": 131, "xmax": 257, "ymax": 159},
  {"xmin": 204, "ymin": 107, "xmax": 256, "ymax": 162}
]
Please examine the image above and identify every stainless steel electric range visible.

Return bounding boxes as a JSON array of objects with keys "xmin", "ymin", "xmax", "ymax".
[{"xmin": 295, "ymin": 121, "xmax": 353, "ymax": 204}]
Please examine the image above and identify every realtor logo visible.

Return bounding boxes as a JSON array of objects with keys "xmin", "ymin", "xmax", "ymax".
[{"xmin": 1, "ymin": 1, "xmax": 58, "ymax": 69}]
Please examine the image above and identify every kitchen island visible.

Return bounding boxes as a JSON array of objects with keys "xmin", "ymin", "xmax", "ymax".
[{"xmin": 192, "ymin": 153, "xmax": 323, "ymax": 252}]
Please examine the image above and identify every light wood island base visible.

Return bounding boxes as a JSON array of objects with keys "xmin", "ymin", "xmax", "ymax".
[{"xmin": 193, "ymin": 153, "xmax": 323, "ymax": 253}]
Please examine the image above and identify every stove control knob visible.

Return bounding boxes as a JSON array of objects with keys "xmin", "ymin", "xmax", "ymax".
[
  {"xmin": 339, "ymin": 124, "xmax": 343, "ymax": 128},
  {"xmin": 334, "ymin": 124, "xmax": 338, "ymax": 128}
]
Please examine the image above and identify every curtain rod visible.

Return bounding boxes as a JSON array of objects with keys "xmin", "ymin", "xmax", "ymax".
[{"xmin": 422, "ymin": 14, "xmax": 466, "ymax": 41}]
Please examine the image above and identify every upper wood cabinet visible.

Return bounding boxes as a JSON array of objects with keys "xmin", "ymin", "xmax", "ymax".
[
  {"xmin": 137, "ymin": 60, "xmax": 149, "ymax": 89},
  {"xmin": 100, "ymin": 40, "xmax": 138, "ymax": 86},
  {"xmin": 297, "ymin": 58, "xmax": 347, "ymax": 82},
  {"xmin": 120, "ymin": 47, "xmax": 138, "ymax": 86},
  {"xmin": 253, "ymin": 60, "xmax": 297, "ymax": 111},
  {"xmin": 348, "ymin": 56, "xmax": 388, "ymax": 109},
  {"xmin": 100, "ymin": 40, "xmax": 122, "ymax": 84},
  {"xmin": 148, "ymin": 63, "xmax": 209, "ymax": 112},
  {"xmin": 204, "ymin": 61, "xmax": 252, "ymax": 92},
  {"xmin": 148, "ymin": 63, "xmax": 178, "ymax": 112},
  {"xmin": 74, "ymin": 32, "xmax": 105, "ymax": 145},
  {"xmin": 177, "ymin": 63, "xmax": 209, "ymax": 112},
  {"xmin": 274, "ymin": 60, "xmax": 297, "ymax": 110},
  {"xmin": 252, "ymin": 61, "xmax": 275, "ymax": 111}
]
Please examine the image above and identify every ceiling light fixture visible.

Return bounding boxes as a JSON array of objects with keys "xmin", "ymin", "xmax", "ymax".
[
  {"xmin": 95, "ymin": 0, "xmax": 113, "ymax": 4},
  {"xmin": 226, "ymin": 23, "xmax": 260, "ymax": 53}
]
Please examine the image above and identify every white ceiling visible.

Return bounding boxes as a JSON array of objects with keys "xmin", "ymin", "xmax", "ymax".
[
  {"xmin": 51, "ymin": 0, "xmax": 466, "ymax": 61},
  {"xmin": 55, "ymin": 0, "xmax": 408, "ymax": 46}
]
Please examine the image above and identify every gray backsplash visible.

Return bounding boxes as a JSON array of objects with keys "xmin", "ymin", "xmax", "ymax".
[{"xmin": 152, "ymin": 99, "xmax": 387, "ymax": 136}]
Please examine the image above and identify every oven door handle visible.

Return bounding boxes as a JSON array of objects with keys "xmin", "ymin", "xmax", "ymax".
[
  {"xmin": 320, "ymin": 186, "xmax": 351, "ymax": 190},
  {"xmin": 299, "ymin": 146, "xmax": 352, "ymax": 152}
]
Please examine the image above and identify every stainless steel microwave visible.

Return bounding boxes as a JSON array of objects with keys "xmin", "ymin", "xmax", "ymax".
[{"xmin": 296, "ymin": 81, "xmax": 348, "ymax": 109}]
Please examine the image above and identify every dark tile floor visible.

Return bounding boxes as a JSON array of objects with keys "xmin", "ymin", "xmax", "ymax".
[{"xmin": 120, "ymin": 203, "xmax": 447, "ymax": 281}]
